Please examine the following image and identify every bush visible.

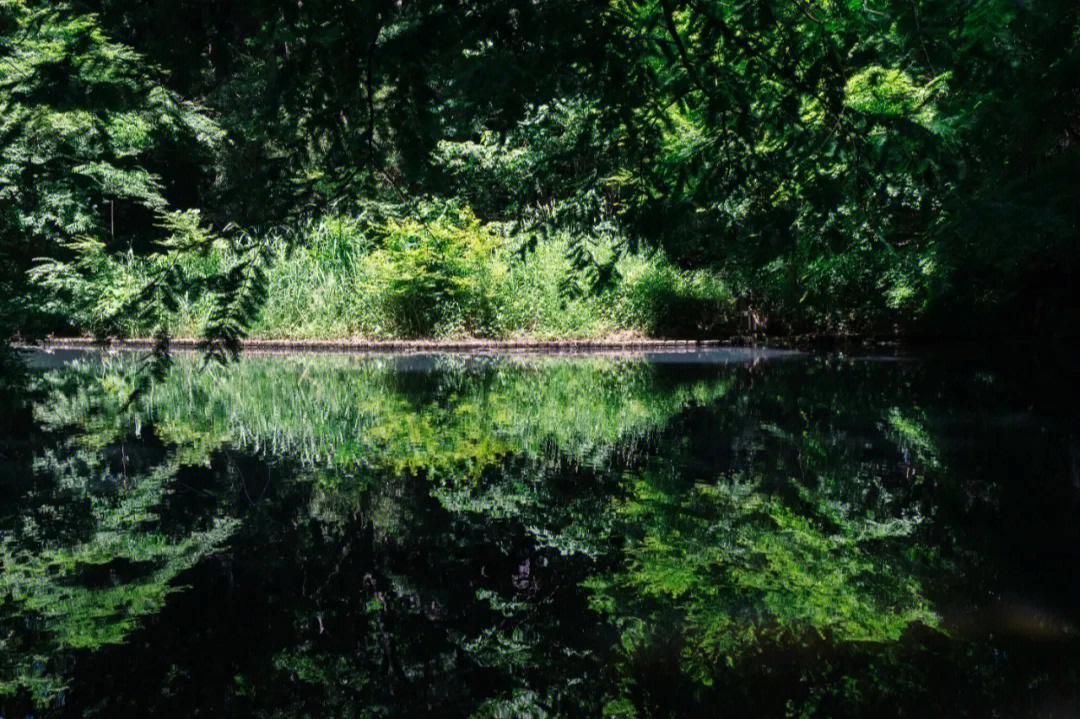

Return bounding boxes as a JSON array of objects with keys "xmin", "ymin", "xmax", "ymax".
[
  {"xmin": 620, "ymin": 260, "xmax": 734, "ymax": 338},
  {"xmin": 367, "ymin": 206, "xmax": 506, "ymax": 337}
]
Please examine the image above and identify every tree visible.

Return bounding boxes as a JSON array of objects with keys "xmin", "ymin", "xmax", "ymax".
[{"xmin": 0, "ymin": 0, "xmax": 221, "ymax": 344}]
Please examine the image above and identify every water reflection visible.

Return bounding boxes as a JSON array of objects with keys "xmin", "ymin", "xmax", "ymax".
[{"xmin": 0, "ymin": 349, "xmax": 1077, "ymax": 717}]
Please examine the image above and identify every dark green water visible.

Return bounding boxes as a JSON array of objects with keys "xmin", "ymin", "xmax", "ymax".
[{"xmin": 1, "ymin": 348, "xmax": 1078, "ymax": 718}]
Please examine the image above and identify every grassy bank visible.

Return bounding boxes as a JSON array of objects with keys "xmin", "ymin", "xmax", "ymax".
[{"xmin": 60, "ymin": 206, "xmax": 736, "ymax": 341}]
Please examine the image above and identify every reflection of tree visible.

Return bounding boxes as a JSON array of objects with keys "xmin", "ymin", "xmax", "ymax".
[
  {"xmin": 572, "ymin": 364, "xmax": 952, "ymax": 714},
  {"xmin": 0, "ymin": 438, "xmax": 238, "ymax": 703},
  {"xmin": 2, "ymin": 352, "xmax": 734, "ymax": 712},
  {"xmin": 2, "ymin": 353, "xmax": 1075, "ymax": 717},
  {"xmin": 587, "ymin": 468, "xmax": 936, "ymax": 683},
  {"xmin": 253, "ymin": 360, "xmax": 950, "ymax": 717}
]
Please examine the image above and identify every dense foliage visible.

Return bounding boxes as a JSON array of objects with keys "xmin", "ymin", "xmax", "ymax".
[{"xmin": 2, "ymin": 0, "xmax": 1079, "ymax": 342}]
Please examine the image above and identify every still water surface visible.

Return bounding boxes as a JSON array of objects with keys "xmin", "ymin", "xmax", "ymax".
[{"xmin": 1, "ymin": 348, "xmax": 1078, "ymax": 717}]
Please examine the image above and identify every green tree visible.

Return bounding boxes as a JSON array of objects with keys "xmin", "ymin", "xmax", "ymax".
[{"xmin": 0, "ymin": 0, "xmax": 220, "ymax": 343}]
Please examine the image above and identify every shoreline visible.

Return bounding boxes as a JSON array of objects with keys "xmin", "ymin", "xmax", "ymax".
[
  {"xmin": 15, "ymin": 334, "xmax": 1059, "ymax": 357},
  {"xmin": 23, "ymin": 335, "xmax": 736, "ymax": 355}
]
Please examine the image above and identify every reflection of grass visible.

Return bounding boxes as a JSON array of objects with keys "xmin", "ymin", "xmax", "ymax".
[
  {"xmin": 49, "ymin": 354, "xmax": 735, "ymax": 478},
  {"xmin": 6, "ymin": 353, "xmax": 733, "ymax": 704}
]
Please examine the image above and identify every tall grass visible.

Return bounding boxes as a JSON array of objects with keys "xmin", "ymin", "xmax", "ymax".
[{"xmin": 102, "ymin": 210, "xmax": 735, "ymax": 340}]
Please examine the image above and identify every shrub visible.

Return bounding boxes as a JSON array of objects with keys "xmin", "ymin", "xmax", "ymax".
[
  {"xmin": 367, "ymin": 206, "xmax": 506, "ymax": 337},
  {"xmin": 620, "ymin": 260, "xmax": 734, "ymax": 338}
]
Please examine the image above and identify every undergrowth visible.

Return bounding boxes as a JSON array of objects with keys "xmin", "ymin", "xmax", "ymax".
[{"xmin": 71, "ymin": 205, "xmax": 735, "ymax": 340}]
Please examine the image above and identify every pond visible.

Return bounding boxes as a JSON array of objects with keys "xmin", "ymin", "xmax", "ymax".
[{"xmin": 1, "ymin": 347, "xmax": 1078, "ymax": 717}]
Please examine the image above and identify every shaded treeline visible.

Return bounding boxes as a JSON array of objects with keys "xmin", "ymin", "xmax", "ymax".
[{"xmin": 2, "ymin": 0, "xmax": 1079, "ymax": 344}]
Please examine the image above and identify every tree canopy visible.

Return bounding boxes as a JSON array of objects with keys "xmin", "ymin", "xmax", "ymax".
[{"xmin": 2, "ymin": 0, "xmax": 1079, "ymax": 343}]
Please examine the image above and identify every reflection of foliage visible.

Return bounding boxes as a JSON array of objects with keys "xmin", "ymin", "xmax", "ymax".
[
  {"xmin": 1, "ymin": 378, "xmax": 238, "ymax": 703},
  {"xmin": 50, "ymin": 354, "xmax": 734, "ymax": 478},
  {"xmin": 884, "ymin": 407, "xmax": 940, "ymax": 470},
  {"xmin": 3, "ymin": 351, "xmax": 734, "ymax": 710},
  {"xmin": 4, "ymin": 351, "xmax": 1072, "ymax": 717},
  {"xmin": 577, "ymin": 365, "xmax": 947, "ymax": 697},
  {"xmin": 589, "ymin": 470, "xmax": 937, "ymax": 685}
]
